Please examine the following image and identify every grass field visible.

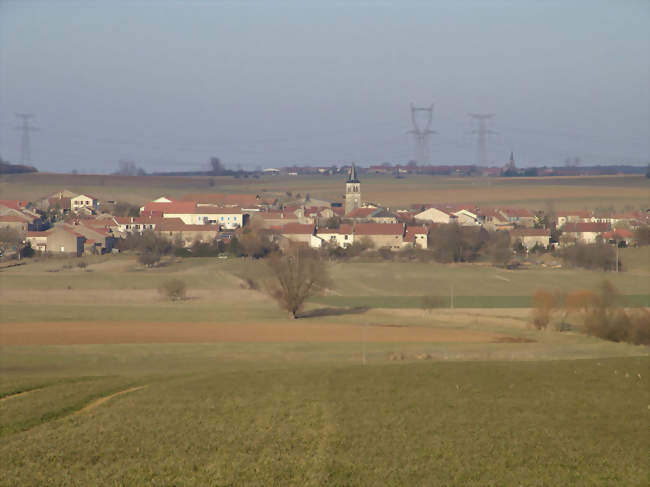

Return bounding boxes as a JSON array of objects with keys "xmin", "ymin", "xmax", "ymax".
[
  {"xmin": 2, "ymin": 172, "xmax": 648, "ymax": 210},
  {"xmin": 1, "ymin": 347, "xmax": 648, "ymax": 485}
]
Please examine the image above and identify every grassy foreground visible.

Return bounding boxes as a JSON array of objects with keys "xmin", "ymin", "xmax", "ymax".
[{"xmin": 1, "ymin": 349, "xmax": 648, "ymax": 486}]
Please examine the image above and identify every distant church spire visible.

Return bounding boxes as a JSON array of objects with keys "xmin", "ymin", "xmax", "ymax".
[{"xmin": 347, "ymin": 163, "xmax": 360, "ymax": 183}]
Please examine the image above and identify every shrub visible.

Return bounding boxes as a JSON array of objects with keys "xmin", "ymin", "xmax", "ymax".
[
  {"xmin": 138, "ymin": 249, "xmax": 161, "ymax": 267},
  {"xmin": 581, "ymin": 280, "xmax": 649, "ymax": 345},
  {"xmin": 158, "ymin": 279, "xmax": 187, "ymax": 301},
  {"xmin": 422, "ymin": 295, "xmax": 446, "ymax": 312},
  {"xmin": 531, "ymin": 289, "xmax": 554, "ymax": 329},
  {"xmin": 559, "ymin": 242, "xmax": 616, "ymax": 271}
]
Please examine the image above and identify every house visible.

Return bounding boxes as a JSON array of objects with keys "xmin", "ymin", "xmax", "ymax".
[
  {"xmin": 70, "ymin": 194, "xmax": 99, "ymax": 211},
  {"xmin": 0, "ymin": 200, "xmax": 30, "ymax": 211},
  {"xmin": 404, "ymin": 225, "xmax": 429, "ymax": 249},
  {"xmin": 141, "ymin": 200, "xmax": 244, "ymax": 229},
  {"xmin": 182, "ymin": 193, "xmax": 268, "ymax": 209},
  {"xmin": 478, "ymin": 208, "xmax": 512, "ymax": 231},
  {"xmin": 368, "ymin": 208, "xmax": 399, "ymax": 224},
  {"xmin": 113, "ymin": 216, "xmax": 164, "ymax": 234},
  {"xmin": 154, "ymin": 219, "xmax": 220, "ymax": 247},
  {"xmin": 255, "ymin": 210, "xmax": 302, "ymax": 229},
  {"xmin": 63, "ymin": 222, "xmax": 115, "ymax": 254},
  {"xmin": 454, "ymin": 208, "xmax": 481, "ymax": 226},
  {"xmin": 345, "ymin": 207, "xmax": 376, "ymax": 222},
  {"xmin": 498, "ymin": 208, "xmax": 536, "ymax": 227},
  {"xmin": 34, "ymin": 190, "xmax": 76, "ymax": 212},
  {"xmin": 25, "ymin": 226, "xmax": 85, "ymax": 256},
  {"xmin": 414, "ymin": 207, "xmax": 456, "ymax": 224},
  {"xmin": 510, "ymin": 228, "xmax": 551, "ymax": 250},
  {"xmin": 311, "ymin": 224, "xmax": 354, "ymax": 249},
  {"xmin": 353, "ymin": 223, "xmax": 405, "ymax": 250},
  {"xmin": 556, "ymin": 210, "xmax": 592, "ymax": 227},
  {"xmin": 561, "ymin": 222, "xmax": 610, "ymax": 244},
  {"xmin": 0, "ymin": 214, "xmax": 31, "ymax": 235},
  {"xmin": 272, "ymin": 223, "xmax": 315, "ymax": 244},
  {"xmin": 602, "ymin": 228, "xmax": 635, "ymax": 247}
]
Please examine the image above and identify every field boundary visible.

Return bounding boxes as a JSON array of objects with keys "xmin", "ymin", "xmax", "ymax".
[{"xmin": 309, "ymin": 294, "xmax": 650, "ymax": 309}]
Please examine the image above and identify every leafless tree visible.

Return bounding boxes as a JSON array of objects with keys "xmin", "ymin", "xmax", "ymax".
[{"xmin": 266, "ymin": 246, "xmax": 332, "ymax": 318}]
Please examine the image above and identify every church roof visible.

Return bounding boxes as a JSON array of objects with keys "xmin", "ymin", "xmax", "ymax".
[{"xmin": 346, "ymin": 164, "xmax": 360, "ymax": 183}]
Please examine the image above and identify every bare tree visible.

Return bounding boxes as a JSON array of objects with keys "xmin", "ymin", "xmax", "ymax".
[{"xmin": 266, "ymin": 246, "xmax": 332, "ymax": 318}]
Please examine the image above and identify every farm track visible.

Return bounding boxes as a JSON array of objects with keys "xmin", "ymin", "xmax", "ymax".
[
  {"xmin": 0, "ymin": 389, "xmax": 38, "ymax": 402},
  {"xmin": 76, "ymin": 386, "xmax": 148, "ymax": 415}
]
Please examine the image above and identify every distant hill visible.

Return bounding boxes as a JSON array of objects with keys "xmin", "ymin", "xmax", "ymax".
[{"xmin": 0, "ymin": 159, "xmax": 38, "ymax": 175}]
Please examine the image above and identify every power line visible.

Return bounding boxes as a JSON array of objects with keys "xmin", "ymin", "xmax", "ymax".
[
  {"xmin": 468, "ymin": 113, "xmax": 497, "ymax": 166},
  {"xmin": 13, "ymin": 113, "xmax": 38, "ymax": 164},
  {"xmin": 407, "ymin": 103, "xmax": 436, "ymax": 164}
]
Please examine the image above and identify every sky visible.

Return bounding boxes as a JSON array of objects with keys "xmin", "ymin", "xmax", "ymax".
[{"xmin": 1, "ymin": 0, "xmax": 648, "ymax": 172}]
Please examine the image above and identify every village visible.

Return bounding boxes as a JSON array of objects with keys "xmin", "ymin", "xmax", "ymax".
[{"xmin": 0, "ymin": 166, "xmax": 646, "ymax": 262}]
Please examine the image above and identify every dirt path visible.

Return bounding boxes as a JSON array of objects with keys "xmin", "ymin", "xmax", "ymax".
[
  {"xmin": 0, "ymin": 321, "xmax": 509, "ymax": 345},
  {"xmin": 76, "ymin": 386, "xmax": 147, "ymax": 414},
  {"xmin": 0, "ymin": 389, "xmax": 38, "ymax": 402}
]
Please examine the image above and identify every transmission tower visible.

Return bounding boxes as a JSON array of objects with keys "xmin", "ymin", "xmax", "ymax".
[
  {"xmin": 14, "ymin": 113, "xmax": 38, "ymax": 164},
  {"xmin": 468, "ymin": 113, "xmax": 496, "ymax": 166},
  {"xmin": 407, "ymin": 104, "xmax": 436, "ymax": 165}
]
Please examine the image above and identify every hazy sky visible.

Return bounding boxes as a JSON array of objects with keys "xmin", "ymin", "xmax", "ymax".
[{"xmin": 1, "ymin": 1, "xmax": 648, "ymax": 172}]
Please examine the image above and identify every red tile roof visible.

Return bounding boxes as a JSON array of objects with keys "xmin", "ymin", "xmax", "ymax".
[
  {"xmin": 273, "ymin": 223, "xmax": 315, "ymax": 235},
  {"xmin": 0, "ymin": 200, "xmax": 29, "ymax": 210},
  {"xmin": 156, "ymin": 219, "xmax": 220, "ymax": 232},
  {"xmin": 354, "ymin": 223, "xmax": 404, "ymax": 236},
  {"xmin": 182, "ymin": 193, "xmax": 263, "ymax": 207},
  {"xmin": 317, "ymin": 224, "xmax": 353, "ymax": 235},
  {"xmin": 602, "ymin": 229, "xmax": 634, "ymax": 239},
  {"xmin": 556, "ymin": 210, "xmax": 592, "ymax": 218},
  {"xmin": 0, "ymin": 214, "xmax": 30, "ymax": 223},
  {"xmin": 26, "ymin": 230, "xmax": 52, "ymax": 237},
  {"xmin": 142, "ymin": 201, "xmax": 196, "ymax": 215},
  {"xmin": 510, "ymin": 228, "xmax": 551, "ymax": 237},
  {"xmin": 346, "ymin": 208, "xmax": 375, "ymax": 218},
  {"xmin": 562, "ymin": 222, "xmax": 610, "ymax": 233},
  {"xmin": 500, "ymin": 208, "xmax": 535, "ymax": 218}
]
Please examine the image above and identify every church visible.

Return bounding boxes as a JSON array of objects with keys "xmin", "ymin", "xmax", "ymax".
[{"xmin": 344, "ymin": 164, "xmax": 361, "ymax": 215}]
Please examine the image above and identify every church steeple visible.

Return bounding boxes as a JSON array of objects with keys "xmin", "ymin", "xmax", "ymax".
[
  {"xmin": 344, "ymin": 164, "xmax": 361, "ymax": 215},
  {"xmin": 347, "ymin": 163, "xmax": 360, "ymax": 183}
]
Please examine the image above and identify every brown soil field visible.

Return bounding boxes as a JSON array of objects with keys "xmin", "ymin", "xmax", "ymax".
[{"xmin": 0, "ymin": 321, "xmax": 510, "ymax": 345}]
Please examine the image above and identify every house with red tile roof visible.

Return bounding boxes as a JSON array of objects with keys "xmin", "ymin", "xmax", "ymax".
[
  {"xmin": 498, "ymin": 208, "xmax": 536, "ymax": 227},
  {"xmin": 404, "ymin": 225, "xmax": 429, "ymax": 249},
  {"xmin": 311, "ymin": 224, "xmax": 354, "ymax": 249},
  {"xmin": 0, "ymin": 200, "xmax": 29, "ymax": 211},
  {"xmin": 602, "ymin": 228, "xmax": 635, "ymax": 246},
  {"xmin": 154, "ymin": 219, "xmax": 221, "ymax": 247},
  {"xmin": 561, "ymin": 222, "xmax": 610, "ymax": 244},
  {"xmin": 25, "ymin": 226, "xmax": 85, "ymax": 256},
  {"xmin": 271, "ymin": 223, "xmax": 315, "ymax": 244},
  {"xmin": 353, "ymin": 223, "xmax": 405, "ymax": 250},
  {"xmin": 182, "ymin": 193, "xmax": 268, "ymax": 208}
]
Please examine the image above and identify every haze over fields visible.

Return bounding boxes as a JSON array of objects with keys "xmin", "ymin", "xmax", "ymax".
[{"xmin": 1, "ymin": 1, "xmax": 649, "ymax": 172}]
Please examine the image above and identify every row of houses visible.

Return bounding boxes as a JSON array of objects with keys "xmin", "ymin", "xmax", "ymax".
[
  {"xmin": 271, "ymin": 222, "xmax": 429, "ymax": 250},
  {"xmin": 410, "ymin": 204, "xmax": 648, "ymax": 231}
]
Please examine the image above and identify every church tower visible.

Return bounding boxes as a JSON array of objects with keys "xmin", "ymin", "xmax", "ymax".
[{"xmin": 344, "ymin": 164, "xmax": 361, "ymax": 215}]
